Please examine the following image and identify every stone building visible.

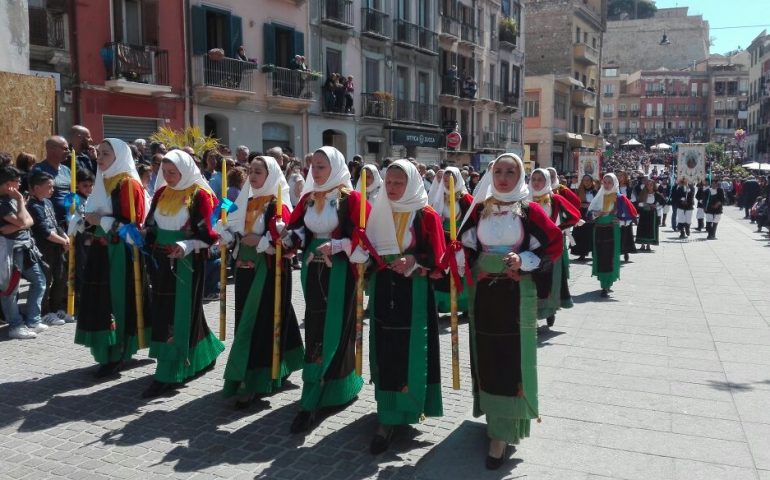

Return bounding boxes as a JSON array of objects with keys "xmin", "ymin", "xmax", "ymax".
[
  {"xmin": 523, "ymin": 0, "xmax": 606, "ymax": 172},
  {"xmin": 747, "ymin": 31, "xmax": 770, "ymax": 162}
]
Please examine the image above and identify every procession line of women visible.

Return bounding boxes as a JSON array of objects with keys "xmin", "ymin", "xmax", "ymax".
[{"xmin": 73, "ymin": 140, "xmax": 631, "ymax": 470}]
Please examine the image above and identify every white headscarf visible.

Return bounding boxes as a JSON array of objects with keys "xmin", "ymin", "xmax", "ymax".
[
  {"xmin": 300, "ymin": 146, "xmax": 352, "ymax": 196},
  {"xmin": 546, "ymin": 167, "xmax": 560, "ymax": 192},
  {"xmin": 427, "ymin": 169, "xmax": 444, "ymax": 206},
  {"xmin": 366, "ymin": 160, "xmax": 428, "ymax": 256},
  {"xmin": 85, "ymin": 138, "xmax": 142, "ymax": 215},
  {"xmin": 154, "ymin": 149, "xmax": 213, "ymax": 193},
  {"xmin": 528, "ymin": 168, "xmax": 553, "ymax": 199},
  {"xmin": 459, "ymin": 154, "xmax": 529, "ymax": 231},
  {"xmin": 228, "ymin": 156, "xmax": 292, "ymax": 234},
  {"xmin": 355, "ymin": 164, "xmax": 383, "ymax": 200},
  {"xmin": 431, "ymin": 166, "xmax": 468, "ymax": 217},
  {"xmin": 588, "ymin": 173, "xmax": 619, "ymax": 213}
]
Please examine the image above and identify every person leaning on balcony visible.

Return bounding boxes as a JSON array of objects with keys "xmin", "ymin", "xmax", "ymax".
[
  {"xmin": 344, "ymin": 75, "xmax": 354, "ymax": 113},
  {"xmin": 236, "ymin": 46, "xmax": 248, "ymax": 62}
]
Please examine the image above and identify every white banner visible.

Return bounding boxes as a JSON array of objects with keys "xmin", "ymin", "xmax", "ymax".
[{"xmin": 676, "ymin": 144, "xmax": 707, "ymax": 185}]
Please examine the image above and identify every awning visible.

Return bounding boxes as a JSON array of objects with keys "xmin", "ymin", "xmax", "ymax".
[
  {"xmin": 623, "ymin": 138, "xmax": 642, "ymax": 146},
  {"xmin": 556, "ymin": 76, "xmax": 585, "ymax": 88},
  {"xmin": 554, "ymin": 132, "xmax": 583, "ymax": 145}
]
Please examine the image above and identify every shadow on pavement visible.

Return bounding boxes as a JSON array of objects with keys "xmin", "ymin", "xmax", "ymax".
[
  {"xmin": 571, "ymin": 291, "xmax": 618, "ymax": 304},
  {"xmin": 706, "ymin": 380, "xmax": 756, "ymax": 392},
  {"xmin": 537, "ymin": 327, "xmax": 565, "ymax": 347}
]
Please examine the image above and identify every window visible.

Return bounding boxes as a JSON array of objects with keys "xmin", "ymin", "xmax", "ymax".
[
  {"xmin": 554, "ymin": 93, "xmax": 567, "ymax": 119},
  {"xmin": 192, "ymin": 5, "xmax": 244, "ymax": 58},
  {"xmin": 603, "ymin": 83, "xmax": 615, "ymax": 96},
  {"xmin": 524, "ymin": 99, "xmax": 539, "ymax": 117},
  {"xmin": 365, "ymin": 58, "xmax": 379, "ymax": 92},
  {"xmin": 656, "ymin": 103, "xmax": 663, "ymax": 116},
  {"xmin": 397, "ymin": 66, "xmax": 409, "ymax": 100},
  {"xmin": 646, "ymin": 104, "xmax": 652, "ymax": 116},
  {"xmin": 113, "ymin": 0, "xmax": 159, "ymax": 45},
  {"xmin": 575, "ymin": 27, "xmax": 581, "ymax": 44},
  {"xmin": 618, "ymin": 103, "xmax": 627, "ymax": 112},
  {"xmin": 418, "ymin": 72, "xmax": 430, "ymax": 104},
  {"xmin": 603, "ymin": 68, "xmax": 618, "ymax": 77},
  {"xmin": 511, "ymin": 66, "xmax": 520, "ymax": 95},
  {"xmin": 325, "ymin": 48, "xmax": 342, "ymax": 76},
  {"xmin": 500, "ymin": 61, "xmax": 510, "ymax": 93},
  {"xmin": 512, "ymin": 121, "xmax": 520, "ymax": 142}
]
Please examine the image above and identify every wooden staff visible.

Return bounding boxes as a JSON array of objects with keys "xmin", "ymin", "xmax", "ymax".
[
  {"xmin": 354, "ymin": 169, "xmax": 367, "ymax": 376},
  {"xmin": 127, "ymin": 179, "xmax": 146, "ymax": 348},
  {"xmin": 219, "ymin": 160, "xmax": 228, "ymax": 340},
  {"xmin": 66, "ymin": 150, "xmax": 77, "ymax": 317},
  {"xmin": 271, "ymin": 188, "xmax": 283, "ymax": 380},
  {"xmin": 448, "ymin": 174, "xmax": 460, "ymax": 390}
]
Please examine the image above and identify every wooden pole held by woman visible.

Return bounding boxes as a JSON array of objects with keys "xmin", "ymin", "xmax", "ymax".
[
  {"xmin": 127, "ymin": 179, "xmax": 146, "ymax": 349},
  {"xmin": 354, "ymin": 169, "xmax": 367, "ymax": 376},
  {"xmin": 66, "ymin": 150, "xmax": 77, "ymax": 317},
  {"xmin": 219, "ymin": 160, "xmax": 228, "ymax": 340},
  {"xmin": 449, "ymin": 174, "xmax": 460, "ymax": 390},
  {"xmin": 271, "ymin": 188, "xmax": 283, "ymax": 379}
]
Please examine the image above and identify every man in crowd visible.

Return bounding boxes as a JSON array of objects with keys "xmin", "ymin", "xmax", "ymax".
[
  {"xmin": 236, "ymin": 146, "xmax": 250, "ymax": 166},
  {"xmin": 68, "ymin": 125, "xmax": 97, "ymax": 176},
  {"xmin": 30, "ymin": 136, "xmax": 72, "ymax": 226}
]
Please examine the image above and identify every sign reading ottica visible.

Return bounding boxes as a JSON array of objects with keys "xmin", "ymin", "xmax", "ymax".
[{"xmin": 390, "ymin": 129, "xmax": 443, "ymax": 147}]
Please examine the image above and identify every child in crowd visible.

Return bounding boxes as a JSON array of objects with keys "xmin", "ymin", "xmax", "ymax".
[
  {"xmin": 73, "ymin": 170, "xmax": 94, "ymax": 307},
  {"xmin": 27, "ymin": 171, "xmax": 72, "ymax": 325},
  {"xmin": 0, "ymin": 166, "xmax": 48, "ymax": 339}
]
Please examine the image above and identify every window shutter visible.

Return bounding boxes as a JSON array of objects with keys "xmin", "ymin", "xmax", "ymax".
[
  {"xmin": 113, "ymin": 0, "xmax": 124, "ymax": 42},
  {"xmin": 191, "ymin": 6, "xmax": 206, "ymax": 54},
  {"xmin": 263, "ymin": 23, "xmax": 276, "ymax": 65},
  {"xmin": 141, "ymin": 0, "xmax": 159, "ymax": 46},
  {"xmin": 293, "ymin": 30, "xmax": 305, "ymax": 57},
  {"xmin": 229, "ymin": 15, "xmax": 243, "ymax": 58}
]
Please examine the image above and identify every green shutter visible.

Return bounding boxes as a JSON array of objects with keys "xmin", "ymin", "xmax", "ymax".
[
  {"xmin": 293, "ymin": 30, "xmax": 304, "ymax": 56},
  {"xmin": 191, "ymin": 6, "xmax": 206, "ymax": 54},
  {"xmin": 263, "ymin": 23, "xmax": 276, "ymax": 65},
  {"xmin": 229, "ymin": 15, "xmax": 243, "ymax": 58}
]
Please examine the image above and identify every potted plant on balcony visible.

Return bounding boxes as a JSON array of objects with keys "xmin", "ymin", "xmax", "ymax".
[
  {"xmin": 261, "ymin": 64, "xmax": 277, "ymax": 73},
  {"xmin": 370, "ymin": 90, "xmax": 394, "ymax": 117},
  {"xmin": 498, "ymin": 18, "xmax": 518, "ymax": 45}
]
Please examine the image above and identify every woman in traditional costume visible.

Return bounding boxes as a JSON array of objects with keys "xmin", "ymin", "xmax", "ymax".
[
  {"xmin": 587, "ymin": 173, "xmax": 638, "ymax": 298},
  {"xmin": 703, "ymin": 178, "xmax": 725, "ymax": 240},
  {"xmin": 570, "ymin": 174, "xmax": 597, "ymax": 261},
  {"xmin": 142, "ymin": 150, "xmax": 225, "ymax": 398},
  {"xmin": 617, "ymin": 172, "xmax": 637, "ymax": 262},
  {"xmin": 429, "ymin": 167, "xmax": 473, "ymax": 314},
  {"xmin": 218, "ymin": 155, "xmax": 304, "ymax": 408},
  {"xmin": 459, "ymin": 154, "xmax": 562, "ymax": 470},
  {"xmin": 282, "ymin": 146, "xmax": 367, "ymax": 433},
  {"xmin": 76, "ymin": 138, "xmax": 147, "ymax": 378},
  {"xmin": 546, "ymin": 167, "xmax": 581, "ymax": 210},
  {"xmin": 528, "ymin": 168, "xmax": 581, "ymax": 327},
  {"xmin": 671, "ymin": 177, "xmax": 695, "ymax": 239},
  {"xmin": 355, "ymin": 163, "xmax": 383, "ymax": 202},
  {"xmin": 635, "ymin": 178, "xmax": 666, "ymax": 251},
  {"xmin": 364, "ymin": 160, "xmax": 445, "ymax": 454},
  {"xmin": 694, "ymin": 181, "xmax": 706, "ymax": 232}
]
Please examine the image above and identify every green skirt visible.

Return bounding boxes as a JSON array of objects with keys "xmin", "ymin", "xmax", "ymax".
[
  {"xmin": 592, "ymin": 215, "xmax": 621, "ymax": 290},
  {"xmin": 469, "ymin": 253, "xmax": 539, "ymax": 444}
]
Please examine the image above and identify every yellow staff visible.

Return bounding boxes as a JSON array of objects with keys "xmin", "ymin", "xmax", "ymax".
[
  {"xmin": 219, "ymin": 161, "xmax": 228, "ymax": 340},
  {"xmin": 127, "ymin": 179, "xmax": 146, "ymax": 348},
  {"xmin": 66, "ymin": 150, "xmax": 77, "ymax": 316},
  {"xmin": 448, "ymin": 174, "xmax": 460, "ymax": 390},
  {"xmin": 354, "ymin": 169, "xmax": 367, "ymax": 376},
  {"xmin": 271, "ymin": 188, "xmax": 283, "ymax": 379}
]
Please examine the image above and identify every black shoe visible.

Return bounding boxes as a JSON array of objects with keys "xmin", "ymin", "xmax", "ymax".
[
  {"xmin": 623, "ymin": 253, "xmax": 630, "ymax": 262},
  {"xmin": 485, "ymin": 445, "xmax": 512, "ymax": 470},
  {"xmin": 141, "ymin": 380, "xmax": 175, "ymax": 399},
  {"xmin": 370, "ymin": 426, "xmax": 394, "ymax": 455},
  {"xmin": 290, "ymin": 410, "xmax": 315, "ymax": 434},
  {"xmin": 234, "ymin": 394, "xmax": 256, "ymax": 410},
  {"xmin": 94, "ymin": 361, "xmax": 123, "ymax": 379},
  {"xmin": 577, "ymin": 255, "xmax": 586, "ymax": 262},
  {"xmin": 600, "ymin": 289, "xmax": 609, "ymax": 298},
  {"xmin": 546, "ymin": 315, "xmax": 555, "ymax": 327}
]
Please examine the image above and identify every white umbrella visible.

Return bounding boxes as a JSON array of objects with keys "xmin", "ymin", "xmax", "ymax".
[
  {"xmin": 649, "ymin": 145, "xmax": 658, "ymax": 150},
  {"xmin": 760, "ymin": 163, "xmax": 770, "ymax": 171},
  {"xmin": 655, "ymin": 143, "xmax": 671, "ymax": 150},
  {"xmin": 623, "ymin": 139, "xmax": 642, "ymax": 147},
  {"xmin": 742, "ymin": 161, "xmax": 760, "ymax": 170}
]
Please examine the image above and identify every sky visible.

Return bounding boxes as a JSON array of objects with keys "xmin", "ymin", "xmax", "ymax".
[{"xmin": 653, "ymin": 0, "xmax": 770, "ymax": 54}]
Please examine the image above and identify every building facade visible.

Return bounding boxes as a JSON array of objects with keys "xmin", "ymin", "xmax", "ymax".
[
  {"xmin": 72, "ymin": 0, "xmax": 186, "ymax": 142},
  {"xmin": 523, "ymin": 0, "xmax": 606, "ymax": 172},
  {"xmin": 747, "ymin": 31, "xmax": 770, "ymax": 162},
  {"xmin": 702, "ymin": 52, "xmax": 750, "ymax": 146}
]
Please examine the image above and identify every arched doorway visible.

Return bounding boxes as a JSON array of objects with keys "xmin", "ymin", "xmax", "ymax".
[
  {"xmin": 262, "ymin": 122, "xmax": 291, "ymax": 153},
  {"xmin": 322, "ymin": 129, "xmax": 347, "ymax": 158},
  {"xmin": 204, "ymin": 113, "xmax": 229, "ymax": 146}
]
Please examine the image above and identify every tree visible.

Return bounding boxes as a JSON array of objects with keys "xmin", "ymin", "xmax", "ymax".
[
  {"xmin": 608, "ymin": 0, "xmax": 657, "ymax": 21},
  {"xmin": 705, "ymin": 142, "xmax": 726, "ymax": 166}
]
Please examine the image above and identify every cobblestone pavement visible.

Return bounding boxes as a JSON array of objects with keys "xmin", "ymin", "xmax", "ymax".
[{"xmin": 2, "ymin": 206, "xmax": 770, "ymax": 479}]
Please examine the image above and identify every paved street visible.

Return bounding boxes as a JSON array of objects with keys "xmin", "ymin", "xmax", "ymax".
[{"xmin": 2, "ymin": 205, "xmax": 770, "ymax": 480}]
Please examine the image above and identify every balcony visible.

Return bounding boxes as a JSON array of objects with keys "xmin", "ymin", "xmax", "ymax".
[
  {"xmin": 714, "ymin": 109, "xmax": 738, "ymax": 116},
  {"xmin": 618, "ymin": 110, "xmax": 628, "ymax": 118},
  {"xmin": 502, "ymin": 91, "xmax": 519, "ymax": 110},
  {"xmin": 602, "ymin": 111, "xmax": 613, "ymax": 118},
  {"xmin": 459, "ymin": 23, "xmax": 476, "ymax": 45},
  {"xmin": 192, "ymin": 55, "xmax": 260, "ymax": 105},
  {"xmin": 480, "ymin": 130, "xmax": 500, "ymax": 148},
  {"xmin": 573, "ymin": 42, "xmax": 599, "ymax": 65},
  {"xmin": 489, "ymin": 35, "xmax": 498, "ymax": 52},
  {"xmin": 630, "ymin": 110, "xmax": 640, "ymax": 117},
  {"xmin": 102, "ymin": 43, "xmax": 171, "ymax": 96},
  {"xmin": 361, "ymin": 93, "xmax": 393, "ymax": 120},
  {"xmin": 571, "ymin": 88, "xmax": 596, "ymax": 108},
  {"xmin": 441, "ymin": 76, "xmax": 478, "ymax": 100},
  {"xmin": 440, "ymin": 16, "xmax": 459, "ymax": 39},
  {"xmin": 361, "ymin": 8, "xmax": 391, "ymax": 39},
  {"xmin": 394, "ymin": 19, "xmax": 439, "ymax": 55},
  {"xmin": 481, "ymin": 82, "xmax": 502, "ymax": 103},
  {"xmin": 29, "ymin": 7, "xmax": 65, "ymax": 49},
  {"xmin": 321, "ymin": 0, "xmax": 354, "ymax": 29},
  {"xmin": 265, "ymin": 66, "xmax": 317, "ymax": 112},
  {"xmin": 714, "ymin": 128, "xmax": 736, "ymax": 135},
  {"xmin": 394, "ymin": 100, "xmax": 438, "ymax": 125}
]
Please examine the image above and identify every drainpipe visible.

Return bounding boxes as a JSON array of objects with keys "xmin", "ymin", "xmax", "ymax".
[
  {"xmin": 184, "ymin": 0, "xmax": 193, "ymax": 128},
  {"xmin": 69, "ymin": 0, "xmax": 81, "ymax": 125}
]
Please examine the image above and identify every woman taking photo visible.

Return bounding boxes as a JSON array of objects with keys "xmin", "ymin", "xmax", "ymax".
[
  {"xmin": 365, "ymin": 160, "xmax": 445, "ymax": 454},
  {"xmin": 588, "ymin": 173, "xmax": 638, "ymax": 298},
  {"xmin": 142, "ymin": 150, "xmax": 225, "ymax": 398},
  {"xmin": 219, "ymin": 155, "xmax": 304, "ymax": 408},
  {"xmin": 76, "ymin": 138, "xmax": 147, "ymax": 378},
  {"xmin": 459, "ymin": 154, "xmax": 562, "ymax": 470},
  {"xmin": 282, "ymin": 146, "xmax": 367, "ymax": 433}
]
